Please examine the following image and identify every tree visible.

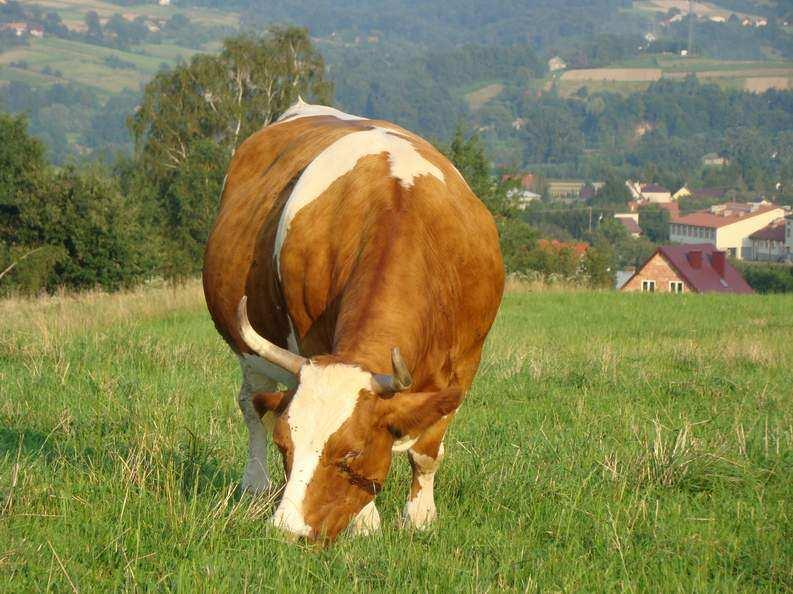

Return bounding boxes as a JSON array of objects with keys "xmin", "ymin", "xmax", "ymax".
[
  {"xmin": 131, "ymin": 28, "xmax": 332, "ymax": 174},
  {"xmin": 0, "ymin": 113, "xmax": 47, "ymax": 240},
  {"xmin": 129, "ymin": 28, "xmax": 333, "ymax": 279},
  {"xmin": 17, "ymin": 164, "xmax": 153, "ymax": 291},
  {"xmin": 591, "ymin": 171, "xmax": 630, "ymax": 207},
  {"xmin": 638, "ymin": 204, "xmax": 670, "ymax": 243}
]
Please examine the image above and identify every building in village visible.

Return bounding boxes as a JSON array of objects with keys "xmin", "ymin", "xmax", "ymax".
[
  {"xmin": 673, "ymin": 186, "xmax": 729, "ymax": 202},
  {"xmin": 626, "ymin": 181, "xmax": 673, "ymax": 203},
  {"xmin": 614, "ymin": 213, "xmax": 642, "ymax": 238},
  {"xmin": 669, "ymin": 201, "xmax": 786, "ymax": 259},
  {"xmin": 787, "ymin": 216, "xmax": 793, "ymax": 261},
  {"xmin": 702, "ymin": 153, "xmax": 729, "ymax": 167},
  {"xmin": 621, "ymin": 244, "xmax": 753, "ymax": 294},
  {"xmin": 547, "ymin": 179, "xmax": 603, "ymax": 200},
  {"xmin": 748, "ymin": 219, "xmax": 787, "ymax": 262}
]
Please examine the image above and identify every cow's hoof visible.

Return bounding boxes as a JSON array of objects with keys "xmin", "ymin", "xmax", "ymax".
[
  {"xmin": 401, "ymin": 500, "xmax": 437, "ymax": 530},
  {"xmin": 349, "ymin": 501, "xmax": 381, "ymax": 536},
  {"xmin": 240, "ymin": 471, "xmax": 271, "ymax": 495}
]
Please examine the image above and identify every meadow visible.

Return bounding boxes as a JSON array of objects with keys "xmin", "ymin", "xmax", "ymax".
[{"xmin": 0, "ymin": 282, "xmax": 791, "ymax": 592}]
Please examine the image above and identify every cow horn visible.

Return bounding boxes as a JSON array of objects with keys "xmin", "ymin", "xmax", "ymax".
[
  {"xmin": 237, "ymin": 296, "xmax": 307, "ymax": 376},
  {"xmin": 371, "ymin": 347, "xmax": 413, "ymax": 395}
]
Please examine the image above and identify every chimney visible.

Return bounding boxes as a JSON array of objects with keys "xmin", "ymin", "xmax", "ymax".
[
  {"xmin": 711, "ymin": 251, "xmax": 726, "ymax": 277},
  {"xmin": 687, "ymin": 250, "xmax": 702, "ymax": 269}
]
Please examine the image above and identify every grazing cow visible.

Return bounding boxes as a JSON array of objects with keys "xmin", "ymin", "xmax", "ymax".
[{"xmin": 202, "ymin": 99, "xmax": 504, "ymax": 541}]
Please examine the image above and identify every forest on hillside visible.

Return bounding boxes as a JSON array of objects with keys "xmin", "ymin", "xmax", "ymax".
[{"xmin": 2, "ymin": 0, "xmax": 791, "ymax": 171}]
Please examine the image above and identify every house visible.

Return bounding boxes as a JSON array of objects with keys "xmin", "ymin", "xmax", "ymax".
[
  {"xmin": 506, "ymin": 188, "xmax": 541, "ymax": 210},
  {"xmin": 548, "ymin": 56, "xmax": 567, "ymax": 72},
  {"xmin": 640, "ymin": 183, "xmax": 672, "ymax": 203},
  {"xmin": 615, "ymin": 268, "xmax": 635, "ymax": 289},
  {"xmin": 547, "ymin": 180, "xmax": 603, "ymax": 200},
  {"xmin": 702, "ymin": 153, "xmax": 728, "ymax": 167},
  {"xmin": 29, "ymin": 27, "xmax": 44, "ymax": 38},
  {"xmin": 786, "ymin": 216, "xmax": 793, "ymax": 261},
  {"xmin": 644, "ymin": 32, "xmax": 657, "ymax": 42},
  {"xmin": 501, "ymin": 173, "xmax": 535, "ymax": 191},
  {"xmin": 1, "ymin": 22, "xmax": 28, "ymax": 36},
  {"xmin": 614, "ymin": 213, "xmax": 642, "ymax": 238},
  {"xmin": 159, "ymin": 0, "xmax": 171, "ymax": 5},
  {"xmin": 621, "ymin": 244, "xmax": 753, "ymax": 294},
  {"xmin": 673, "ymin": 185, "xmax": 729, "ymax": 201},
  {"xmin": 626, "ymin": 180, "xmax": 673, "ymax": 203},
  {"xmin": 669, "ymin": 202, "xmax": 786, "ymax": 259},
  {"xmin": 748, "ymin": 219, "xmax": 787, "ymax": 261}
]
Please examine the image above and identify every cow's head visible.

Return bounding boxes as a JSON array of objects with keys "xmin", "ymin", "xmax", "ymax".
[{"xmin": 237, "ymin": 297, "xmax": 461, "ymax": 541}]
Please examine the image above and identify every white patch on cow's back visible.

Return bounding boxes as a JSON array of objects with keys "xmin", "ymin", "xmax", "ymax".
[
  {"xmin": 275, "ymin": 98, "xmax": 365, "ymax": 125},
  {"xmin": 270, "ymin": 363, "xmax": 372, "ymax": 537},
  {"xmin": 274, "ymin": 126, "xmax": 445, "ymax": 278}
]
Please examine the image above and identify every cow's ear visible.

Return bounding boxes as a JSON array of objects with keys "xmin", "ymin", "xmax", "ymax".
[
  {"xmin": 380, "ymin": 387, "xmax": 463, "ymax": 437},
  {"xmin": 252, "ymin": 390, "xmax": 293, "ymax": 417}
]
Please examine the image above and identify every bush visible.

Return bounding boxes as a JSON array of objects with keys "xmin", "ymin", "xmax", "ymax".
[{"xmin": 732, "ymin": 261, "xmax": 793, "ymax": 293}]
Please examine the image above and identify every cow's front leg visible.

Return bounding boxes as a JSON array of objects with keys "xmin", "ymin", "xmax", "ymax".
[
  {"xmin": 237, "ymin": 375, "xmax": 273, "ymax": 494},
  {"xmin": 403, "ymin": 441, "xmax": 445, "ymax": 529},
  {"xmin": 349, "ymin": 500, "xmax": 381, "ymax": 536}
]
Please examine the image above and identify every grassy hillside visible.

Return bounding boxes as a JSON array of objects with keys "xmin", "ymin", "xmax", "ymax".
[
  {"xmin": 1, "ymin": 283, "xmax": 791, "ymax": 591},
  {"xmin": 0, "ymin": 0, "xmax": 233, "ymax": 95}
]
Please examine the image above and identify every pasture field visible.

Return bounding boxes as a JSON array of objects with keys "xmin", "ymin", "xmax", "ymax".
[{"xmin": 1, "ymin": 283, "xmax": 791, "ymax": 591}]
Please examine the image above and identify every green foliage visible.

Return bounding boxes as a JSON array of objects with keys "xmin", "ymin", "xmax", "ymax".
[
  {"xmin": 130, "ymin": 28, "xmax": 332, "ymax": 280},
  {"xmin": 638, "ymin": 204, "xmax": 670, "ymax": 243},
  {"xmin": 0, "ymin": 116, "xmax": 153, "ymax": 295},
  {"xmin": 732, "ymin": 261, "xmax": 793, "ymax": 293},
  {"xmin": 0, "ymin": 113, "xmax": 47, "ymax": 238},
  {"xmin": 591, "ymin": 171, "xmax": 631, "ymax": 207}
]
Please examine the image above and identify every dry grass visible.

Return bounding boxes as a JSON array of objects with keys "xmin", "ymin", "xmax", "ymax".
[{"xmin": 0, "ymin": 280, "xmax": 205, "ymax": 345}]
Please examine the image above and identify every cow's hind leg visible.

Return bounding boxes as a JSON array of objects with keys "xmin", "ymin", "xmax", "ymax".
[{"xmin": 237, "ymin": 364, "xmax": 277, "ymax": 494}]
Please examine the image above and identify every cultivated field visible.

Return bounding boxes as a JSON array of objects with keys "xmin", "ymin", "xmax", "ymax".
[
  {"xmin": 631, "ymin": 0, "xmax": 759, "ymax": 20},
  {"xmin": 465, "ymin": 83, "xmax": 505, "ymax": 111},
  {"xmin": 1, "ymin": 283, "xmax": 791, "ymax": 591},
  {"xmin": 556, "ymin": 58, "xmax": 793, "ymax": 96},
  {"xmin": 0, "ymin": 0, "xmax": 232, "ymax": 94}
]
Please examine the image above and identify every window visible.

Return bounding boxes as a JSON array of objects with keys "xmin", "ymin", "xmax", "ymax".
[
  {"xmin": 729, "ymin": 248, "xmax": 737, "ymax": 257},
  {"xmin": 669, "ymin": 281, "xmax": 684, "ymax": 293},
  {"xmin": 642, "ymin": 280, "xmax": 656, "ymax": 292}
]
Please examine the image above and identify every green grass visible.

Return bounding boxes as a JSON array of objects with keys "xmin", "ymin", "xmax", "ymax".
[{"xmin": 1, "ymin": 284, "xmax": 791, "ymax": 591}]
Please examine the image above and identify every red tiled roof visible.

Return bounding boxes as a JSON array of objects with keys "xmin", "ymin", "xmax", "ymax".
[
  {"xmin": 691, "ymin": 187, "xmax": 727, "ymax": 199},
  {"xmin": 658, "ymin": 201, "xmax": 680, "ymax": 216},
  {"xmin": 657, "ymin": 244, "xmax": 752, "ymax": 294},
  {"xmin": 537, "ymin": 239, "xmax": 589, "ymax": 256},
  {"xmin": 501, "ymin": 173, "xmax": 535, "ymax": 190},
  {"xmin": 749, "ymin": 220, "xmax": 786, "ymax": 242},
  {"xmin": 616, "ymin": 217, "xmax": 642, "ymax": 235},
  {"xmin": 672, "ymin": 203, "xmax": 780, "ymax": 229}
]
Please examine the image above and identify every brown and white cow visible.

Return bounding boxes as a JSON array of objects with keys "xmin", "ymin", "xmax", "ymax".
[{"xmin": 202, "ymin": 99, "xmax": 504, "ymax": 541}]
